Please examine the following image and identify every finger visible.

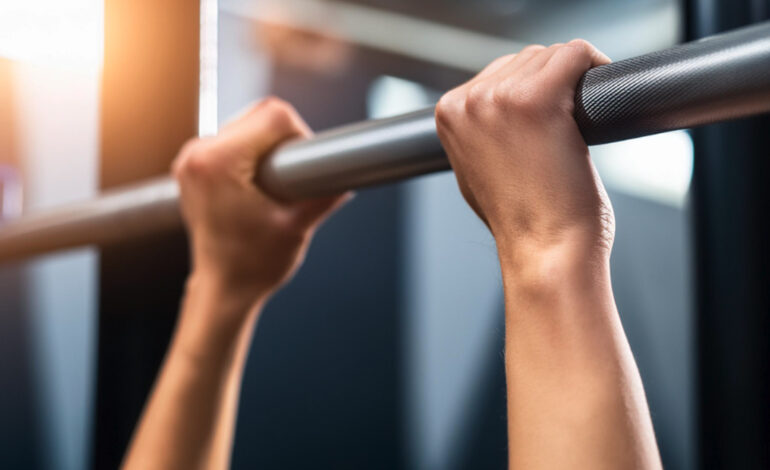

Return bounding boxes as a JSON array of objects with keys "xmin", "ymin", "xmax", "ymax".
[
  {"xmin": 216, "ymin": 101, "xmax": 264, "ymax": 136},
  {"xmin": 519, "ymin": 43, "xmax": 564, "ymax": 74},
  {"xmin": 471, "ymin": 44, "xmax": 554, "ymax": 91},
  {"xmin": 219, "ymin": 97, "xmax": 311, "ymax": 134},
  {"xmin": 507, "ymin": 44, "xmax": 547, "ymax": 69},
  {"xmin": 472, "ymin": 45, "xmax": 546, "ymax": 86},
  {"xmin": 472, "ymin": 53, "xmax": 517, "ymax": 81},
  {"xmin": 562, "ymin": 39, "xmax": 611, "ymax": 67},
  {"xmin": 473, "ymin": 44, "xmax": 547, "ymax": 81},
  {"xmin": 221, "ymin": 97, "xmax": 312, "ymax": 162},
  {"xmin": 291, "ymin": 191, "xmax": 355, "ymax": 227},
  {"xmin": 542, "ymin": 40, "xmax": 611, "ymax": 86}
]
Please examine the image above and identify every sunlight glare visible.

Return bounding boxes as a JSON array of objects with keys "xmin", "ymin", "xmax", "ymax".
[{"xmin": 0, "ymin": 0, "xmax": 103, "ymax": 66}]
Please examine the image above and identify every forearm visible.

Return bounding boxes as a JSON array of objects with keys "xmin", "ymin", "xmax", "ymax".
[
  {"xmin": 123, "ymin": 97, "xmax": 344, "ymax": 469},
  {"xmin": 498, "ymin": 240, "xmax": 661, "ymax": 470},
  {"xmin": 122, "ymin": 272, "xmax": 265, "ymax": 470}
]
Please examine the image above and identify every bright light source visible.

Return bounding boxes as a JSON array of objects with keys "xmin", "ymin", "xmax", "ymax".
[
  {"xmin": 0, "ymin": 0, "xmax": 103, "ymax": 66},
  {"xmin": 199, "ymin": 0, "xmax": 218, "ymax": 136},
  {"xmin": 367, "ymin": 75, "xmax": 436, "ymax": 119},
  {"xmin": 591, "ymin": 131, "xmax": 694, "ymax": 208}
]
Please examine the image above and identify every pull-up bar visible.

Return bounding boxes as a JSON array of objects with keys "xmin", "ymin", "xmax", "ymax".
[{"xmin": 0, "ymin": 21, "xmax": 769, "ymax": 262}]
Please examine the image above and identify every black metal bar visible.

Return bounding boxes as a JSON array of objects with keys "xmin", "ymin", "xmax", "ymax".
[
  {"xmin": 261, "ymin": 21, "xmax": 770, "ymax": 199},
  {"xmin": 0, "ymin": 21, "xmax": 769, "ymax": 262}
]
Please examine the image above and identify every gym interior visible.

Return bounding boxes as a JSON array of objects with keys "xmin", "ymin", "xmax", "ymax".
[{"xmin": 0, "ymin": 1, "xmax": 768, "ymax": 469}]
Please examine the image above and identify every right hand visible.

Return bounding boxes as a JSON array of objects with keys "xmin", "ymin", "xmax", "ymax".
[{"xmin": 435, "ymin": 41, "xmax": 615, "ymax": 269}]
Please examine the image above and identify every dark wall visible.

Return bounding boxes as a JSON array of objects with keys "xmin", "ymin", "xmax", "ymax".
[
  {"xmin": 610, "ymin": 191, "xmax": 694, "ymax": 470},
  {"xmin": 0, "ymin": 60, "xmax": 40, "ymax": 470},
  {"xmin": 0, "ymin": 263, "xmax": 40, "ymax": 469},
  {"xmin": 93, "ymin": 1, "xmax": 199, "ymax": 469},
  {"xmin": 688, "ymin": 1, "xmax": 770, "ymax": 468},
  {"xmin": 231, "ymin": 60, "xmax": 405, "ymax": 470},
  {"xmin": 233, "ymin": 187, "xmax": 404, "ymax": 469}
]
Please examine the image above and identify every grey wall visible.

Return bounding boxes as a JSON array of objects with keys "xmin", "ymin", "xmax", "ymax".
[
  {"xmin": 400, "ymin": 176, "xmax": 694, "ymax": 470},
  {"xmin": 611, "ymin": 191, "xmax": 694, "ymax": 470}
]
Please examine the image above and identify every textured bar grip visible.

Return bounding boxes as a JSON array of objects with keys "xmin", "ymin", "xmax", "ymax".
[
  {"xmin": 262, "ymin": 22, "xmax": 770, "ymax": 200},
  {"xmin": 575, "ymin": 21, "xmax": 770, "ymax": 145}
]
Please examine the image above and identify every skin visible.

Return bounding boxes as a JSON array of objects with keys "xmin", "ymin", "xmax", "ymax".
[
  {"xmin": 121, "ymin": 98, "xmax": 350, "ymax": 470},
  {"xmin": 435, "ymin": 40, "xmax": 662, "ymax": 469},
  {"xmin": 123, "ymin": 40, "xmax": 661, "ymax": 470}
]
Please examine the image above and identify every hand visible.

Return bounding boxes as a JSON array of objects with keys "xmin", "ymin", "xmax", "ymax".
[
  {"xmin": 125, "ymin": 99, "xmax": 350, "ymax": 470},
  {"xmin": 435, "ymin": 41, "xmax": 614, "ymax": 271},
  {"xmin": 436, "ymin": 45, "xmax": 663, "ymax": 470},
  {"xmin": 173, "ymin": 98, "xmax": 350, "ymax": 312}
]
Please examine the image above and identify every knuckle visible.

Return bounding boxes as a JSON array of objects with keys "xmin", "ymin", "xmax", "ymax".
[
  {"xmin": 259, "ymin": 95, "xmax": 290, "ymax": 111},
  {"xmin": 270, "ymin": 210, "xmax": 309, "ymax": 239},
  {"xmin": 173, "ymin": 138, "xmax": 199, "ymax": 174},
  {"xmin": 546, "ymin": 43, "xmax": 565, "ymax": 55},
  {"xmin": 565, "ymin": 39, "xmax": 593, "ymax": 57},
  {"xmin": 465, "ymin": 82, "xmax": 494, "ymax": 115},
  {"xmin": 173, "ymin": 138, "xmax": 220, "ymax": 180},
  {"xmin": 260, "ymin": 96, "xmax": 296, "ymax": 131},
  {"xmin": 183, "ymin": 148, "xmax": 212, "ymax": 177},
  {"xmin": 435, "ymin": 89, "xmax": 465, "ymax": 130},
  {"xmin": 520, "ymin": 44, "xmax": 546, "ymax": 55},
  {"xmin": 492, "ymin": 80, "xmax": 515, "ymax": 106},
  {"xmin": 502, "ymin": 79, "xmax": 550, "ymax": 117},
  {"xmin": 173, "ymin": 139, "xmax": 203, "ymax": 177},
  {"xmin": 495, "ymin": 52, "xmax": 517, "ymax": 64}
]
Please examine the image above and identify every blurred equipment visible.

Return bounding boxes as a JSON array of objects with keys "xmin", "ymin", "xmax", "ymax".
[
  {"xmin": 0, "ymin": 165, "xmax": 22, "ymax": 220},
  {"xmin": 0, "ymin": 21, "xmax": 769, "ymax": 262}
]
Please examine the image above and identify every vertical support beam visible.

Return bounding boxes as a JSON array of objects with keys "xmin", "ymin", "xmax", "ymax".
[
  {"xmin": 687, "ymin": 1, "xmax": 770, "ymax": 468},
  {"xmin": 0, "ymin": 59, "xmax": 40, "ymax": 470},
  {"xmin": 92, "ymin": 1, "xmax": 198, "ymax": 468}
]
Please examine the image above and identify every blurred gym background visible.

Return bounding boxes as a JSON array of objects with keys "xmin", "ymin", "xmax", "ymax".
[{"xmin": 0, "ymin": 1, "xmax": 767, "ymax": 469}]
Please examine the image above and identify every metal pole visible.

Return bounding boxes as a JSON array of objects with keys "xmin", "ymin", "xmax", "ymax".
[
  {"xmin": 688, "ymin": 3, "xmax": 770, "ymax": 469},
  {"xmin": 261, "ymin": 21, "xmax": 770, "ymax": 199},
  {"xmin": 0, "ymin": 178, "xmax": 181, "ymax": 261},
  {"xmin": 258, "ymin": 108, "xmax": 447, "ymax": 199},
  {"xmin": 0, "ymin": 21, "xmax": 769, "ymax": 262}
]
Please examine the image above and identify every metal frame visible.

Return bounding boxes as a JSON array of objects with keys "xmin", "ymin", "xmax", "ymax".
[{"xmin": 688, "ymin": 1, "xmax": 770, "ymax": 468}]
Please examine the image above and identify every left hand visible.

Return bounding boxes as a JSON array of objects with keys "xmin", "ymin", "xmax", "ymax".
[{"xmin": 173, "ymin": 97, "xmax": 350, "ymax": 313}]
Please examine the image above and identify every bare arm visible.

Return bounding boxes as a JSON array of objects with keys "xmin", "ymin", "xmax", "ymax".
[
  {"xmin": 121, "ymin": 98, "xmax": 349, "ymax": 470},
  {"xmin": 435, "ymin": 42, "xmax": 662, "ymax": 469}
]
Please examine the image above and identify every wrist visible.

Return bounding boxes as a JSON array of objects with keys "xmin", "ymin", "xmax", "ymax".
[
  {"xmin": 187, "ymin": 267, "xmax": 272, "ymax": 310},
  {"xmin": 498, "ymin": 234, "xmax": 622, "ymax": 376},
  {"xmin": 496, "ymin": 233, "xmax": 612, "ymax": 300},
  {"xmin": 172, "ymin": 270, "xmax": 269, "ymax": 362}
]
